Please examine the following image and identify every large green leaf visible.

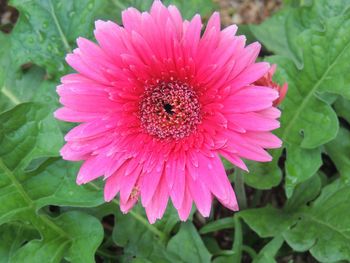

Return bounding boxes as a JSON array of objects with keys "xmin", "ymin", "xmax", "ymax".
[
  {"xmin": 10, "ymin": 211, "xmax": 103, "ymax": 263},
  {"xmin": 8, "ymin": 0, "xmax": 215, "ymax": 77},
  {"xmin": 239, "ymin": 206, "xmax": 296, "ymax": 238},
  {"xmin": 25, "ymin": 159, "xmax": 104, "ymax": 207},
  {"xmin": 0, "ymin": 31, "xmax": 53, "ymax": 114},
  {"xmin": 262, "ymin": 10, "xmax": 350, "ymax": 195},
  {"xmin": 243, "ymin": 159, "xmax": 282, "ymax": 190},
  {"xmin": 167, "ymin": 222, "xmax": 212, "ymax": 263},
  {"xmin": 224, "ymin": 153, "xmax": 282, "ymax": 191},
  {"xmin": 112, "ymin": 203, "xmax": 180, "ymax": 263},
  {"xmin": 9, "ymin": 0, "xmax": 103, "ymax": 74},
  {"xmin": 0, "ymin": 33, "xmax": 13, "ymax": 90},
  {"xmin": 284, "ymin": 174, "xmax": 322, "ymax": 211},
  {"xmin": 250, "ymin": 8, "xmax": 304, "ymax": 67},
  {"xmin": 240, "ymin": 174, "xmax": 322, "ymax": 233},
  {"xmin": 325, "ymin": 127, "xmax": 350, "ymax": 179},
  {"xmin": 0, "ymin": 103, "xmax": 104, "ymax": 262},
  {"xmin": 241, "ymin": 7, "xmax": 350, "ymax": 192},
  {"xmin": 0, "ymin": 66, "xmax": 46, "ymax": 113},
  {"xmin": 241, "ymin": 177, "xmax": 350, "ymax": 262},
  {"xmin": 272, "ymin": 22, "xmax": 348, "ymax": 149},
  {"xmin": 249, "ymin": 0, "xmax": 350, "ymax": 196},
  {"xmin": 284, "ymin": 179, "xmax": 350, "ymax": 262},
  {"xmin": 285, "ymin": 146, "xmax": 322, "ymax": 197},
  {"xmin": 0, "ymin": 223, "xmax": 38, "ymax": 263},
  {"xmin": 253, "ymin": 236, "xmax": 284, "ymax": 263},
  {"xmin": 0, "ymin": 103, "xmax": 62, "ymax": 172},
  {"xmin": 334, "ymin": 97, "xmax": 350, "ymax": 124},
  {"xmin": 250, "ymin": 0, "xmax": 350, "ymax": 67}
]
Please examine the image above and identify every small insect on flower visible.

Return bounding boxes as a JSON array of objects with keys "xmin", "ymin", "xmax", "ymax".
[{"xmin": 55, "ymin": 0, "xmax": 286, "ymax": 223}]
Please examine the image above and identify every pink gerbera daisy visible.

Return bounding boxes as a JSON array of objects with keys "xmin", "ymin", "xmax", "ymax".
[{"xmin": 55, "ymin": 0, "xmax": 284, "ymax": 223}]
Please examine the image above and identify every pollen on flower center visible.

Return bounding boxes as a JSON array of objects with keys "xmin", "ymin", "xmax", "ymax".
[{"xmin": 139, "ymin": 81, "xmax": 201, "ymax": 140}]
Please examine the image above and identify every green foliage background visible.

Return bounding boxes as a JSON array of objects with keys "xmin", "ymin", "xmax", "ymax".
[{"xmin": 0, "ymin": 0, "xmax": 350, "ymax": 262}]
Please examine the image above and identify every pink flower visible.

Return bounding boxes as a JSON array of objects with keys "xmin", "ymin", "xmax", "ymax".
[
  {"xmin": 254, "ymin": 64, "xmax": 288, "ymax": 106},
  {"xmin": 55, "ymin": 0, "xmax": 283, "ymax": 223}
]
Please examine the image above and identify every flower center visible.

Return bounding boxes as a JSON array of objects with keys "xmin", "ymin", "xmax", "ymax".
[
  {"xmin": 139, "ymin": 82, "xmax": 201, "ymax": 140},
  {"xmin": 163, "ymin": 103, "xmax": 174, "ymax": 114}
]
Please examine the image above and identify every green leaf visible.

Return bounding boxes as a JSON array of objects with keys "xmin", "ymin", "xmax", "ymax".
[
  {"xmin": 244, "ymin": 159, "xmax": 282, "ymax": 190},
  {"xmin": 271, "ymin": 52, "xmax": 339, "ymax": 149},
  {"xmin": 101, "ymin": 0, "xmax": 215, "ymax": 24},
  {"xmin": 200, "ymin": 217, "xmax": 234, "ymax": 234},
  {"xmin": 258, "ymin": 9, "xmax": 350, "ymax": 195},
  {"xmin": 25, "ymin": 159, "xmax": 104, "ymax": 207},
  {"xmin": 325, "ymin": 127, "xmax": 350, "ymax": 179},
  {"xmin": 212, "ymin": 256, "xmax": 233, "ymax": 263},
  {"xmin": 241, "ymin": 177, "xmax": 350, "ymax": 261},
  {"xmin": 0, "ymin": 32, "xmax": 12, "ymax": 88},
  {"xmin": 250, "ymin": 8, "xmax": 303, "ymax": 67},
  {"xmin": 256, "ymin": 5, "xmax": 350, "ymax": 127},
  {"xmin": 251, "ymin": 0, "xmax": 350, "ymax": 67},
  {"xmin": 0, "ymin": 103, "xmax": 62, "ymax": 171},
  {"xmin": 163, "ymin": 0, "xmax": 215, "ymax": 20},
  {"xmin": 10, "ymin": 212, "xmax": 103, "ymax": 263},
  {"xmin": 334, "ymin": 96, "xmax": 350, "ymax": 124},
  {"xmin": 239, "ymin": 206, "xmax": 297, "ymax": 238},
  {"xmin": 0, "ymin": 103, "xmax": 103, "ymax": 262},
  {"xmin": 112, "ymin": 203, "xmax": 179, "ymax": 262},
  {"xmin": 284, "ymin": 174, "xmax": 322, "ymax": 211},
  {"xmin": 283, "ymin": 179, "xmax": 350, "ymax": 262},
  {"xmin": 251, "ymin": 3, "xmax": 350, "ymax": 197},
  {"xmin": 0, "ymin": 223, "xmax": 39, "ymax": 263},
  {"xmin": 167, "ymin": 222, "xmax": 212, "ymax": 263},
  {"xmin": 9, "ymin": 0, "xmax": 103, "ymax": 74},
  {"xmin": 253, "ymin": 236, "xmax": 284, "ymax": 263},
  {"xmin": 95, "ymin": 0, "xmax": 153, "ymax": 23},
  {"xmin": 285, "ymin": 146, "xmax": 322, "ymax": 197},
  {"xmin": 0, "ymin": 66, "xmax": 46, "ymax": 113}
]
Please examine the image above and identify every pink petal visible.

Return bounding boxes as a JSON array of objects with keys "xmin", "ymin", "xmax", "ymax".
[
  {"xmin": 177, "ymin": 185, "xmax": 192, "ymax": 221},
  {"xmin": 140, "ymin": 161, "xmax": 164, "ymax": 207},
  {"xmin": 77, "ymin": 155, "xmax": 110, "ymax": 184},
  {"xmin": 145, "ymin": 176, "xmax": 169, "ymax": 223},
  {"xmin": 169, "ymin": 155, "xmax": 186, "ymax": 209},
  {"xmin": 188, "ymin": 173, "xmax": 212, "ymax": 217},
  {"xmin": 64, "ymin": 119, "xmax": 116, "ymax": 141},
  {"xmin": 222, "ymin": 86, "xmax": 279, "ymax": 113},
  {"xmin": 54, "ymin": 108, "xmax": 104, "ymax": 122},
  {"xmin": 226, "ymin": 112, "xmax": 280, "ymax": 131},
  {"xmin": 229, "ymin": 62, "xmax": 270, "ymax": 89}
]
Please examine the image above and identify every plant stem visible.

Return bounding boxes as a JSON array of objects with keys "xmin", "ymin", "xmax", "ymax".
[
  {"xmin": 234, "ymin": 169, "xmax": 247, "ymax": 209},
  {"xmin": 242, "ymin": 245, "xmax": 257, "ymax": 260},
  {"xmin": 232, "ymin": 215, "xmax": 243, "ymax": 263},
  {"xmin": 251, "ymin": 189, "xmax": 262, "ymax": 207},
  {"xmin": 215, "ymin": 246, "xmax": 256, "ymax": 259}
]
